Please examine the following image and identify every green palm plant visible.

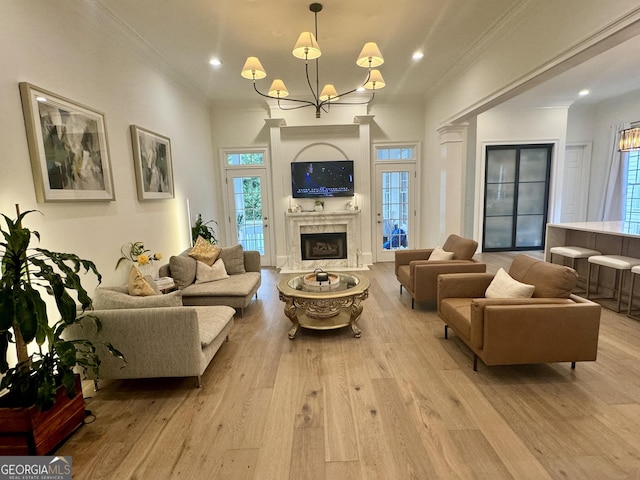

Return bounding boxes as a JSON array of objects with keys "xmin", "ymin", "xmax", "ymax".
[{"xmin": 0, "ymin": 208, "xmax": 124, "ymax": 410}]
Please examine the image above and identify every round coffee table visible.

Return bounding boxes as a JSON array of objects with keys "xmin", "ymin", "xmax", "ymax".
[{"xmin": 277, "ymin": 272, "xmax": 370, "ymax": 339}]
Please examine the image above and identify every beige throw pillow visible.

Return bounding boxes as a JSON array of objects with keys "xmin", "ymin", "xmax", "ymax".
[
  {"xmin": 127, "ymin": 266, "xmax": 157, "ymax": 296},
  {"xmin": 189, "ymin": 236, "xmax": 221, "ymax": 266},
  {"xmin": 196, "ymin": 259, "xmax": 230, "ymax": 284},
  {"xmin": 485, "ymin": 268, "xmax": 535, "ymax": 298},
  {"xmin": 428, "ymin": 246, "xmax": 455, "ymax": 261},
  {"xmin": 219, "ymin": 244, "xmax": 246, "ymax": 274}
]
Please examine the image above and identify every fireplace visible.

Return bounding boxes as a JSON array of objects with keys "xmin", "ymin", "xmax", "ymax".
[{"xmin": 301, "ymin": 233, "xmax": 347, "ymax": 260}]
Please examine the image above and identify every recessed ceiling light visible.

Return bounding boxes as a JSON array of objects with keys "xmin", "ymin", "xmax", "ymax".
[
  {"xmin": 209, "ymin": 58, "xmax": 222, "ymax": 67},
  {"xmin": 579, "ymin": 89, "xmax": 590, "ymax": 96},
  {"xmin": 412, "ymin": 52, "xmax": 424, "ymax": 60},
  {"xmin": 36, "ymin": 96, "xmax": 47, "ymax": 102},
  {"xmin": 357, "ymin": 86, "xmax": 366, "ymax": 92}
]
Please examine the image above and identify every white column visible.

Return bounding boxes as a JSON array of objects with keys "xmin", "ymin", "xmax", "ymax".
[{"xmin": 437, "ymin": 123, "xmax": 468, "ymax": 238}]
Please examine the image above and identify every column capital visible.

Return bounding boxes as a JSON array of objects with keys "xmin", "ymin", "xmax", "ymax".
[{"xmin": 437, "ymin": 123, "xmax": 468, "ymax": 144}]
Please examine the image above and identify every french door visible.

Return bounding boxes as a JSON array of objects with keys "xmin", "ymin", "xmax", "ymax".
[
  {"xmin": 374, "ymin": 162, "xmax": 416, "ymax": 262},
  {"xmin": 483, "ymin": 144, "xmax": 552, "ymax": 251},
  {"xmin": 224, "ymin": 168, "xmax": 272, "ymax": 265}
]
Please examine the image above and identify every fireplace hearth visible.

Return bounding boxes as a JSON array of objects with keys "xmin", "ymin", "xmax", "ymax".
[{"xmin": 301, "ymin": 233, "xmax": 347, "ymax": 261}]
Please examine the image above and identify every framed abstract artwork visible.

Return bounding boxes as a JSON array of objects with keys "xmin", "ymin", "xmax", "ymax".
[
  {"xmin": 130, "ymin": 125, "xmax": 174, "ymax": 201},
  {"xmin": 19, "ymin": 82, "xmax": 115, "ymax": 202}
]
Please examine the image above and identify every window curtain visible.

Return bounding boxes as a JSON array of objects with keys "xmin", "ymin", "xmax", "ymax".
[{"xmin": 599, "ymin": 123, "xmax": 630, "ymax": 221}]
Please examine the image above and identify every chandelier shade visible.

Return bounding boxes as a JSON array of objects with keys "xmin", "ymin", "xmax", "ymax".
[
  {"xmin": 240, "ymin": 3, "xmax": 386, "ymax": 118},
  {"xmin": 620, "ymin": 127, "xmax": 640, "ymax": 151},
  {"xmin": 268, "ymin": 79, "xmax": 289, "ymax": 98},
  {"xmin": 356, "ymin": 42, "xmax": 384, "ymax": 68},
  {"xmin": 319, "ymin": 84, "xmax": 339, "ymax": 102},
  {"xmin": 363, "ymin": 70, "xmax": 385, "ymax": 90},
  {"xmin": 241, "ymin": 57, "xmax": 266, "ymax": 80},
  {"xmin": 292, "ymin": 32, "xmax": 321, "ymax": 60}
]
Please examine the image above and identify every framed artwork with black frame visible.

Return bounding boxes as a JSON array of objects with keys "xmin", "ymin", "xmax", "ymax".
[
  {"xmin": 130, "ymin": 125, "xmax": 174, "ymax": 201},
  {"xmin": 19, "ymin": 82, "xmax": 115, "ymax": 202}
]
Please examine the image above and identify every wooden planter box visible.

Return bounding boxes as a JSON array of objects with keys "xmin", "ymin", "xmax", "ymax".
[{"xmin": 0, "ymin": 375, "xmax": 85, "ymax": 455}]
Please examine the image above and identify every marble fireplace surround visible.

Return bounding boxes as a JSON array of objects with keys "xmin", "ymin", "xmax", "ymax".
[{"xmin": 282, "ymin": 210, "xmax": 364, "ymax": 273}]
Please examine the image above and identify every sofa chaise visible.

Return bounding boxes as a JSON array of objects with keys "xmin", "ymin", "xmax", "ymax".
[
  {"xmin": 159, "ymin": 244, "xmax": 261, "ymax": 316},
  {"xmin": 63, "ymin": 286, "xmax": 235, "ymax": 388}
]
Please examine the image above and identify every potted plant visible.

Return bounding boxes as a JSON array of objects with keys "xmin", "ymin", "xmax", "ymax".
[
  {"xmin": 0, "ymin": 207, "xmax": 123, "ymax": 455},
  {"xmin": 314, "ymin": 199, "xmax": 324, "ymax": 212},
  {"xmin": 191, "ymin": 214, "xmax": 217, "ymax": 245}
]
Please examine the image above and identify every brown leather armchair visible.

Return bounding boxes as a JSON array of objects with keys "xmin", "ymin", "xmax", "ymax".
[
  {"xmin": 437, "ymin": 254, "xmax": 601, "ymax": 371},
  {"xmin": 395, "ymin": 234, "xmax": 486, "ymax": 308}
]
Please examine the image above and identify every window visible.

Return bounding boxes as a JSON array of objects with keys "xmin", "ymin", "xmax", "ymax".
[
  {"xmin": 625, "ymin": 150, "xmax": 640, "ymax": 230},
  {"xmin": 376, "ymin": 146, "xmax": 415, "ymax": 161},
  {"xmin": 226, "ymin": 152, "xmax": 264, "ymax": 165}
]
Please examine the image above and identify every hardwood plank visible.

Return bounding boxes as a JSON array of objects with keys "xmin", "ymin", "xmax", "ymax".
[{"xmin": 55, "ymin": 254, "xmax": 640, "ymax": 479}]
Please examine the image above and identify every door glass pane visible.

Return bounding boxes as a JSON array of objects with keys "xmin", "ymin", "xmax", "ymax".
[
  {"xmin": 517, "ymin": 182, "xmax": 546, "ymax": 214},
  {"xmin": 486, "ymin": 150, "xmax": 516, "ymax": 183},
  {"xmin": 519, "ymin": 149, "xmax": 548, "ymax": 181},
  {"xmin": 381, "ymin": 171, "xmax": 409, "ymax": 250},
  {"xmin": 232, "ymin": 176, "xmax": 264, "ymax": 254},
  {"xmin": 484, "ymin": 217, "xmax": 513, "ymax": 249},
  {"xmin": 485, "ymin": 184, "xmax": 515, "ymax": 216},
  {"xmin": 516, "ymin": 215, "xmax": 544, "ymax": 247},
  {"xmin": 227, "ymin": 152, "xmax": 264, "ymax": 165}
]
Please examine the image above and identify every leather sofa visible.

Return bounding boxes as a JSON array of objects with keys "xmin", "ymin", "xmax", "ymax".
[
  {"xmin": 395, "ymin": 234, "xmax": 486, "ymax": 308},
  {"xmin": 437, "ymin": 254, "xmax": 601, "ymax": 371}
]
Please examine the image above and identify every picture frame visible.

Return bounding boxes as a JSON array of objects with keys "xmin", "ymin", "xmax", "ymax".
[
  {"xmin": 19, "ymin": 82, "xmax": 115, "ymax": 202},
  {"xmin": 130, "ymin": 125, "xmax": 174, "ymax": 201}
]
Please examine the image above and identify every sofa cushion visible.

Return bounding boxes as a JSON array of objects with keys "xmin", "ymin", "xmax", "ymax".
[
  {"xmin": 485, "ymin": 268, "xmax": 535, "ymax": 299},
  {"xmin": 439, "ymin": 298, "xmax": 472, "ymax": 340},
  {"xmin": 219, "ymin": 244, "xmax": 246, "ymax": 275},
  {"xmin": 509, "ymin": 254, "xmax": 577, "ymax": 298},
  {"xmin": 189, "ymin": 236, "xmax": 221, "ymax": 266},
  {"xmin": 442, "ymin": 234, "xmax": 478, "ymax": 260},
  {"xmin": 196, "ymin": 259, "xmax": 229, "ymax": 284},
  {"xmin": 93, "ymin": 287, "xmax": 183, "ymax": 310},
  {"xmin": 170, "ymin": 254, "xmax": 197, "ymax": 289},
  {"xmin": 127, "ymin": 266, "xmax": 157, "ymax": 296},
  {"xmin": 429, "ymin": 246, "xmax": 455, "ymax": 261},
  {"xmin": 197, "ymin": 305, "xmax": 235, "ymax": 348},
  {"xmin": 182, "ymin": 272, "xmax": 261, "ymax": 298}
]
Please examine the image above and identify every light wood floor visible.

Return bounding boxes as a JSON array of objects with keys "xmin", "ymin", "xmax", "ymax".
[{"xmin": 57, "ymin": 252, "xmax": 640, "ymax": 479}]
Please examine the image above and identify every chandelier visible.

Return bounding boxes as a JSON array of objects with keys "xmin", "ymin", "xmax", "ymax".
[
  {"xmin": 240, "ymin": 3, "xmax": 385, "ymax": 118},
  {"xmin": 620, "ymin": 127, "xmax": 640, "ymax": 151}
]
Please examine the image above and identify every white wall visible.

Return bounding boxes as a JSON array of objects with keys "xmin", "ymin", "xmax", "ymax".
[
  {"xmin": 474, "ymin": 107, "xmax": 569, "ymax": 245},
  {"xmin": 0, "ymin": 2, "xmax": 217, "ymax": 291},
  {"xmin": 210, "ymin": 98, "xmax": 425, "ymax": 265},
  {"xmin": 568, "ymin": 89, "xmax": 640, "ymax": 220},
  {"xmin": 421, "ymin": 1, "xmax": 640, "ymax": 247}
]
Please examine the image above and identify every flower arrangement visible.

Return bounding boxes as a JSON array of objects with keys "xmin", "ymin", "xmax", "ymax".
[{"xmin": 116, "ymin": 241, "xmax": 162, "ymax": 269}]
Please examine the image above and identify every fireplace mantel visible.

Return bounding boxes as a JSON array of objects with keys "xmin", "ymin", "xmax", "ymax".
[{"xmin": 282, "ymin": 210, "xmax": 364, "ymax": 273}]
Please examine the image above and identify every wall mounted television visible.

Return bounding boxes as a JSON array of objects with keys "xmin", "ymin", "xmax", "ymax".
[{"xmin": 291, "ymin": 160, "xmax": 354, "ymax": 198}]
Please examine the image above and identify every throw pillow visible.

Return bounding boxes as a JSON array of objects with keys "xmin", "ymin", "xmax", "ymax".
[
  {"xmin": 93, "ymin": 288, "xmax": 183, "ymax": 310},
  {"xmin": 144, "ymin": 274, "xmax": 162, "ymax": 295},
  {"xmin": 219, "ymin": 244, "xmax": 246, "ymax": 275},
  {"xmin": 189, "ymin": 236, "xmax": 221, "ymax": 266},
  {"xmin": 196, "ymin": 259, "xmax": 230, "ymax": 284},
  {"xmin": 169, "ymin": 254, "xmax": 197, "ymax": 289},
  {"xmin": 428, "ymin": 246, "xmax": 455, "ymax": 261},
  {"xmin": 485, "ymin": 268, "xmax": 535, "ymax": 299},
  {"xmin": 127, "ymin": 266, "xmax": 157, "ymax": 296}
]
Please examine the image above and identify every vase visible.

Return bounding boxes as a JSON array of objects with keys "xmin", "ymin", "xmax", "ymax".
[{"xmin": 315, "ymin": 205, "xmax": 323, "ymax": 212}]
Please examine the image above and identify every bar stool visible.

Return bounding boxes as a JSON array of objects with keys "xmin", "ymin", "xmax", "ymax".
[
  {"xmin": 587, "ymin": 255, "xmax": 640, "ymax": 312},
  {"xmin": 549, "ymin": 246, "xmax": 601, "ymax": 293},
  {"xmin": 627, "ymin": 265, "xmax": 640, "ymax": 319}
]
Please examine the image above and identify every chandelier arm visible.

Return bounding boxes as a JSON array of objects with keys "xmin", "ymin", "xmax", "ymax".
[
  {"xmin": 252, "ymin": 81, "xmax": 318, "ymax": 107},
  {"xmin": 305, "ymin": 61, "xmax": 320, "ymax": 104},
  {"xmin": 320, "ymin": 91, "xmax": 376, "ymax": 108}
]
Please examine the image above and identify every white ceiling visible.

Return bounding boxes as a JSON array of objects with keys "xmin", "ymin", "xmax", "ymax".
[{"xmin": 96, "ymin": 0, "xmax": 640, "ymax": 111}]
